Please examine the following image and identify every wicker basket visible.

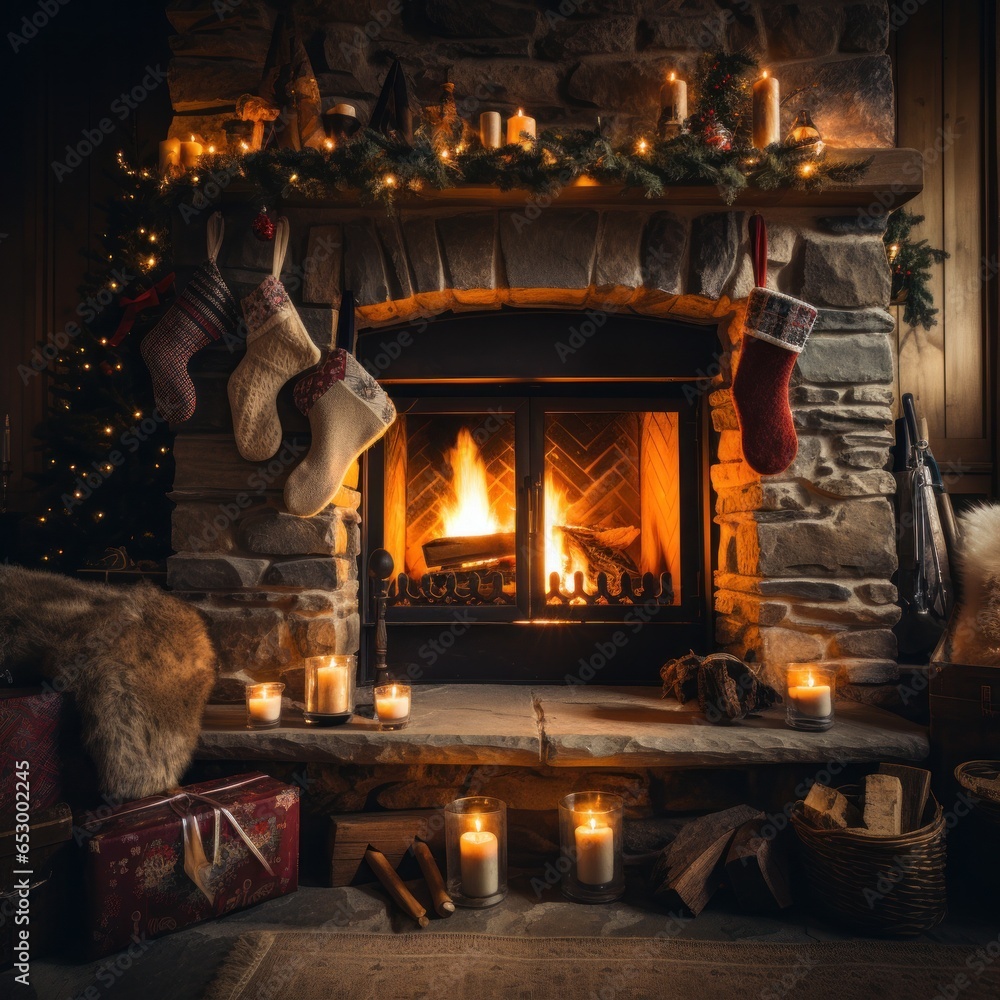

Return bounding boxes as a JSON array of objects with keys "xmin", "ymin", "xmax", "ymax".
[
  {"xmin": 955, "ymin": 760, "xmax": 1000, "ymax": 825},
  {"xmin": 790, "ymin": 784, "xmax": 947, "ymax": 936}
]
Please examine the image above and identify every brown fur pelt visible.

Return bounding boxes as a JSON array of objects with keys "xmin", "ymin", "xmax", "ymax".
[
  {"xmin": 0, "ymin": 566, "xmax": 216, "ymax": 800},
  {"xmin": 950, "ymin": 504, "xmax": 1000, "ymax": 666}
]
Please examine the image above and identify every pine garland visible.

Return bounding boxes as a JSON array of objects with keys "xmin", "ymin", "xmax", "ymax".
[{"xmin": 883, "ymin": 209, "xmax": 949, "ymax": 330}]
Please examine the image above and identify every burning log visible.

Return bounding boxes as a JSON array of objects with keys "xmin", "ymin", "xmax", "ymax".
[
  {"xmin": 559, "ymin": 525, "xmax": 639, "ymax": 580},
  {"xmin": 422, "ymin": 532, "xmax": 516, "ymax": 571}
]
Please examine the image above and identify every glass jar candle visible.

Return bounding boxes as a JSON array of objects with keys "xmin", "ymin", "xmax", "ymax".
[
  {"xmin": 303, "ymin": 654, "xmax": 355, "ymax": 726},
  {"xmin": 374, "ymin": 682, "xmax": 411, "ymax": 730},
  {"xmin": 558, "ymin": 791, "xmax": 625, "ymax": 903},
  {"xmin": 245, "ymin": 682, "xmax": 284, "ymax": 729},
  {"xmin": 444, "ymin": 796, "xmax": 507, "ymax": 908},
  {"xmin": 785, "ymin": 663, "xmax": 835, "ymax": 731}
]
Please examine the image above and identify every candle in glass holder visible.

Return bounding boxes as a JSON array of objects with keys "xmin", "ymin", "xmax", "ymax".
[
  {"xmin": 375, "ymin": 683, "xmax": 411, "ymax": 729},
  {"xmin": 246, "ymin": 682, "xmax": 284, "ymax": 727},
  {"xmin": 479, "ymin": 111, "xmax": 502, "ymax": 149},
  {"xmin": 506, "ymin": 108, "xmax": 536, "ymax": 149},
  {"xmin": 180, "ymin": 135, "xmax": 203, "ymax": 170},
  {"xmin": 788, "ymin": 671, "xmax": 832, "ymax": 717},
  {"xmin": 459, "ymin": 817, "xmax": 499, "ymax": 898},
  {"xmin": 752, "ymin": 70, "xmax": 781, "ymax": 148},
  {"xmin": 574, "ymin": 813, "xmax": 615, "ymax": 885},
  {"xmin": 659, "ymin": 71, "xmax": 687, "ymax": 123},
  {"xmin": 316, "ymin": 659, "xmax": 350, "ymax": 714}
]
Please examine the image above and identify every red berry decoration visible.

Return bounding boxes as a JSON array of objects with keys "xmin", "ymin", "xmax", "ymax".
[{"xmin": 252, "ymin": 209, "xmax": 276, "ymax": 242}]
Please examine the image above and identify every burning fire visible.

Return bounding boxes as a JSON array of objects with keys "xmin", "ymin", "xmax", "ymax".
[
  {"xmin": 544, "ymin": 475, "xmax": 588, "ymax": 592},
  {"xmin": 442, "ymin": 428, "xmax": 511, "ymax": 537}
]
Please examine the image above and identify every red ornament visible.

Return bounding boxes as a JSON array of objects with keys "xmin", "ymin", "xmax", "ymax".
[{"xmin": 252, "ymin": 210, "xmax": 276, "ymax": 242}]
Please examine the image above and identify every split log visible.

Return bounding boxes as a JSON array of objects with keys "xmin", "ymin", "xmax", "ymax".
[
  {"xmin": 422, "ymin": 532, "xmax": 515, "ymax": 570},
  {"xmin": 329, "ymin": 809, "xmax": 444, "ymax": 887},
  {"xmin": 878, "ymin": 763, "xmax": 931, "ymax": 833},
  {"xmin": 661, "ymin": 651, "xmax": 780, "ymax": 723},
  {"xmin": 802, "ymin": 783, "xmax": 863, "ymax": 830},
  {"xmin": 724, "ymin": 819, "xmax": 792, "ymax": 912},
  {"xmin": 861, "ymin": 773, "xmax": 903, "ymax": 836},
  {"xmin": 651, "ymin": 804, "xmax": 764, "ymax": 916},
  {"xmin": 364, "ymin": 846, "xmax": 429, "ymax": 928},
  {"xmin": 660, "ymin": 650, "xmax": 701, "ymax": 704},
  {"xmin": 560, "ymin": 526, "xmax": 639, "ymax": 580}
]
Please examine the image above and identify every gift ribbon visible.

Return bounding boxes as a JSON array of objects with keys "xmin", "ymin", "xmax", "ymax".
[
  {"xmin": 109, "ymin": 272, "xmax": 176, "ymax": 347},
  {"xmin": 83, "ymin": 775, "xmax": 277, "ymax": 904}
]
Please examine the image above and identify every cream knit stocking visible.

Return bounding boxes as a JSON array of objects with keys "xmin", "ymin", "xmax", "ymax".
[
  {"xmin": 284, "ymin": 303, "xmax": 395, "ymax": 516},
  {"xmin": 228, "ymin": 217, "xmax": 320, "ymax": 462}
]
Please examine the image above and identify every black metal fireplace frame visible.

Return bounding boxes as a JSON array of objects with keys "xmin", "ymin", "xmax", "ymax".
[{"xmin": 357, "ymin": 309, "xmax": 720, "ymax": 685}]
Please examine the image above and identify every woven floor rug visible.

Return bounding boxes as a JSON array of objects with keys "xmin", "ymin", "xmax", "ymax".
[{"xmin": 206, "ymin": 931, "xmax": 1000, "ymax": 1000}]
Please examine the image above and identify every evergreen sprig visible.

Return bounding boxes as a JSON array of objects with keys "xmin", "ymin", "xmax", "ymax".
[{"xmin": 883, "ymin": 209, "xmax": 949, "ymax": 330}]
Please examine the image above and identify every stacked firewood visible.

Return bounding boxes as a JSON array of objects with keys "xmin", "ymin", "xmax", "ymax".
[{"xmin": 660, "ymin": 650, "xmax": 781, "ymax": 724}]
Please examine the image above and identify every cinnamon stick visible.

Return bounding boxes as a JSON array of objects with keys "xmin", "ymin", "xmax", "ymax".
[
  {"xmin": 413, "ymin": 839, "xmax": 455, "ymax": 917},
  {"xmin": 364, "ymin": 845, "xmax": 430, "ymax": 928}
]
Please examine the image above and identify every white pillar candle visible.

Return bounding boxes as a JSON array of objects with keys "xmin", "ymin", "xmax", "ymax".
[
  {"xmin": 659, "ymin": 72, "xmax": 687, "ymax": 123},
  {"xmin": 479, "ymin": 111, "xmax": 502, "ymax": 149},
  {"xmin": 247, "ymin": 690, "xmax": 282, "ymax": 724},
  {"xmin": 788, "ymin": 674, "xmax": 832, "ymax": 718},
  {"xmin": 460, "ymin": 819, "xmax": 499, "ymax": 897},
  {"xmin": 375, "ymin": 684, "xmax": 410, "ymax": 721},
  {"xmin": 158, "ymin": 138, "xmax": 181, "ymax": 176},
  {"xmin": 574, "ymin": 815, "xmax": 615, "ymax": 885},
  {"xmin": 180, "ymin": 135, "xmax": 203, "ymax": 170},
  {"xmin": 316, "ymin": 661, "xmax": 350, "ymax": 714},
  {"xmin": 752, "ymin": 71, "xmax": 781, "ymax": 149},
  {"xmin": 506, "ymin": 108, "xmax": 536, "ymax": 149}
]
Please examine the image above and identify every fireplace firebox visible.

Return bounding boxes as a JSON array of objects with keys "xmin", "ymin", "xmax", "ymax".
[{"xmin": 358, "ymin": 310, "xmax": 718, "ymax": 684}]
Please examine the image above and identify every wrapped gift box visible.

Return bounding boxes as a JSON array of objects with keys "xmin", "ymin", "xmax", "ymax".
[
  {"xmin": 1, "ymin": 803, "xmax": 74, "ymax": 970},
  {"xmin": 79, "ymin": 772, "xmax": 299, "ymax": 957},
  {"xmin": 0, "ymin": 688, "xmax": 67, "ymax": 815}
]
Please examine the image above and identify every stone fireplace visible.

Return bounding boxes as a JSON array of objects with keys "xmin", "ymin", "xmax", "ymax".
[{"xmin": 167, "ymin": 166, "xmax": 917, "ymax": 703}]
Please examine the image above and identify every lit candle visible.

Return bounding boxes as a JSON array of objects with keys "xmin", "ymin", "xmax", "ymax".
[
  {"xmin": 459, "ymin": 817, "xmax": 499, "ymax": 897},
  {"xmin": 574, "ymin": 814, "xmax": 615, "ymax": 885},
  {"xmin": 659, "ymin": 71, "xmax": 687, "ymax": 124},
  {"xmin": 788, "ymin": 672, "xmax": 832, "ymax": 718},
  {"xmin": 179, "ymin": 135, "xmax": 203, "ymax": 170},
  {"xmin": 752, "ymin": 70, "xmax": 781, "ymax": 149},
  {"xmin": 316, "ymin": 660, "xmax": 350, "ymax": 714},
  {"xmin": 247, "ymin": 685, "xmax": 282, "ymax": 724},
  {"xmin": 506, "ymin": 108, "xmax": 536, "ymax": 149},
  {"xmin": 479, "ymin": 111, "xmax": 502, "ymax": 150},
  {"xmin": 158, "ymin": 138, "xmax": 181, "ymax": 176},
  {"xmin": 375, "ymin": 684, "xmax": 410, "ymax": 721}
]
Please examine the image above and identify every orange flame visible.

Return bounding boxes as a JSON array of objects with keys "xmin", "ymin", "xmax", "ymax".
[
  {"xmin": 442, "ymin": 429, "xmax": 510, "ymax": 537},
  {"xmin": 544, "ymin": 475, "xmax": 588, "ymax": 592}
]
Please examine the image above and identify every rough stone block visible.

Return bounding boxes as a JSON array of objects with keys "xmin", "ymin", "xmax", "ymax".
[
  {"xmin": 566, "ymin": 58, "xmax": 667, "ymax": 120},
  {"xmin": 290, "ymin": 583, "xmax": 359, "ymax": 616},
  {"xmin": 344, "ymin": 218, "xmax": 390, "ymax": 307},
  {"xmin": 759, "ymin": 627, "xmax": 826, "ymax": 666},
  {"xmin": 167, "ymin": 554, "xmax": 269, "ymax": 590},
  {"xmin": 289, "ymin": 611, "xmax": 360, "ymax": 656},
  {"xmin": 595, "ymin": 211, "xmax": 644, "ymax": 288},
  {"xmin": 422, "ymin": 0, "xmax": 538, "ymax": 38},
  {"xmin": 197, "ymin": 603, "xmax": 297, "ymax": 674},
  {"xmin": 801, "ymin": 234, "xmax": 892, "ymax": 309},
  {"xmin": 172, "ymin": 501, "xmax": 238, "ymax": 554},
  {"xmin": 238, "ymin": 506, "xmax": 353, "ymax": 556},
  {"xmin": 690, "ymin": 212, "xmax": 742, "ymax": 300},
  {"xmin": 637, "ymin": 13, "xmax": 726, "ymax": 50},
  {"xmin": 841, "ymin": 3, "xmax": 890, "ymax": 53},
  {"xmin": 263, "ymin": 557, "xmax": 349, "ymax": 589},
  {"xmin": 167, "ymin": 58, "xmax": 262, "ymax": 112},
  {"xmin": 762, "ymin": 5, "xmax": 843, "ymax": 59},
  {"xmin": 813, "ymin": 307, "xmax": 895, "ymax": 332},
  {"xmin": 302, "ymin": 225, "xmax": 343, "ymax": 306},
  {"xmin": 539, "ymin": 16, "xmax": 636, "ymax": 59},
  {"xmin": 797, "ymin": 332, "xmax": 893, "ymax": 384},
  {"xmin": 401, "ymin": 216, "xmax": 447, "ymax": 293},
  {"xmin": 499, "ymin": 210, "xmax": 598, "ymax": 289},
  {"xmin": 437, "ymin": 213, "xmax": 496, "ymax": 291},
  {"xmin": 376, "ymin": 217, "xmax": 415, "ymax": 302},
  {"xmin": 829, "ymin": 657, "xmax": 900, "ymax": 683},
  {"xmin": 642, "ymin": 212, "xmax": 687, "ymax": 294}
]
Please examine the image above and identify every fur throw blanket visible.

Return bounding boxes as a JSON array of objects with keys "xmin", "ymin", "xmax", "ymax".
[
  {"xmin": 0, "ymin": 566, "xmax": 216, "ymax": 800},
  {"xmin": 950, "ymin": 504, "xmax": 1000, "ymax": 666}
]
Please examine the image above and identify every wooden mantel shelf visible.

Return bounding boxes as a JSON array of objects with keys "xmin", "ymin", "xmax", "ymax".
[
  {"xmin": 223, "ymin": 148, "xmax": 922, "ymax": 211},
  {"xmin": 198, "ymin": 684, "xmax": 929, "ymax": 768}
]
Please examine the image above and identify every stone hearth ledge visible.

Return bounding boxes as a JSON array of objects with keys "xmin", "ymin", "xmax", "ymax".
[{"xmin": 197, "ymin": 685, "xmax": 928, "ymax": 767}]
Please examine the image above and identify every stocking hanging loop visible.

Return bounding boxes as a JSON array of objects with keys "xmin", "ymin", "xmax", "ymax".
[
  {"xmin": 271, "ymin": 217, "xmax": 290, "ymax": 278},
  {"xmin": 206, "ymin": 212, "xmax": 225, "ymax": 263}
]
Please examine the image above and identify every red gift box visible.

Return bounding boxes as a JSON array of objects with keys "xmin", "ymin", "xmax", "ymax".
[
  {"xmin": 79, "ymin": 772, "xmax": 299, "ymax": 957},
  {"xmin": 0, "ymin": 688, "xmax": 66, "ymax": 815}
]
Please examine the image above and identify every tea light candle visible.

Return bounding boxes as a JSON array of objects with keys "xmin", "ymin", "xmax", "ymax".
[
  {"xmin": 246, "ymin": 685, "xmax": 282, "ymax": 725},
  {"xmin": 158, "ymin": 138, "xmax": 180, "ymax": 176},
  {"xmin": 660, "ymin": 71, "xmax": 687, "ymax": 123},
  {"xmin": 752, "ymin": 70, "xmax": 781, "ymax": 148},
  {"xmin": 479, "ymin": 111, "xmax": 502, "ymax": 149},
  {"xmin": 316, "ymin": 660, "xmax": 350, "ymax": 714},
  {"xmin": 574, "ymin": 814, "xmax": 614, "ymax": 885},
  {"xmin": 506, "ymin": 108, "xmax": 536, "ymax": 149},
  {"xmin": 788, "ymin": 672, "xmax": 832, "ymax": 718},
  {"xmin": 180, "ymin": 135, "xmax": 203, "ymax": 170},
  {"xmin": 459, "ymin": 817, "xmax": 499, "ymax": 897},
  {"xmin": 375, "ymin": 684, "xmax": 410, "ymax": 721}
]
